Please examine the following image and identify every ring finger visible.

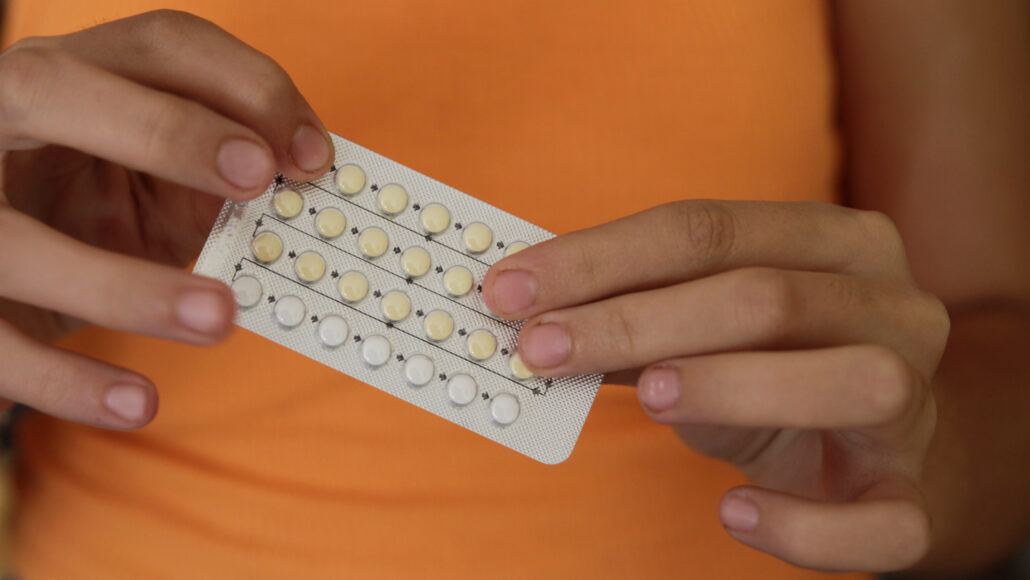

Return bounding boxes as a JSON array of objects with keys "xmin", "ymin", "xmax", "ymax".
[
  {"xmin": 515, "ymin": 267, "xmax": 943, "ymax": 377},
  {"xmin": 0, "ymin": 207, "xmax": 235, "ymax": 345}
]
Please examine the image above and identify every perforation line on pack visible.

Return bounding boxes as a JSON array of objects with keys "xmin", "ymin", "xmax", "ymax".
[{"xmin": 195, "ymin": 133, "xmax": 602, "ymax": 464}]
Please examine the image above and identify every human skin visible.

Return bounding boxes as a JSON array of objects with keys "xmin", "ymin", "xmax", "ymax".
[
  {"xmin": 0, "ymin": 5, "xmax": 1027, "ymax": 575},
  {"xmin": 0, "ymin": 11, "xmax": 334, "ymax": 426},
  {"xmin": 483, "ymin": 0, "xmax": 1030, "ymax": 575}
]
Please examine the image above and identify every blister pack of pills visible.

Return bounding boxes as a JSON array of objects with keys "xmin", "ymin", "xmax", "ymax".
[{"xmin": 194, "ymin": 133, "xmax": 601, "ymax": 464}]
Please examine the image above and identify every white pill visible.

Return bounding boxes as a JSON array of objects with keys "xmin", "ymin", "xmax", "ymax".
[
  {"xmin": 377, "ymin": 184, "xmax": 408, "ymax": 215},
  {"xmin": 462, "ymin": 222, "xmax": 492, "ymax": 254},
  {"xmin": 231, "ymin": 275, "xmax": 263, "ymax": 308},
  {"xmin": 335, "ymin": 164, "xmax": 366, "ymax": 195},
  {"xmin": 403, "ymin": 354, "xmax": 435, "ymax": 387},
  {"xmin": 490, "ymin": 393, "xmax": 520, "ymax": 425},
  {"xmin": 273, "ymin": 295, "xmax": 306, "ymax": 328},
  {"xmin": 361, "ymin": 335, "xmax": 391, "ymax": 367},
  {"xmin": 447, "ymin": 374, "xmax": 478, "ymax": 406},
  {"xmin": 317, "ymin": 315, "xmax": 349, "ymax": 348}
]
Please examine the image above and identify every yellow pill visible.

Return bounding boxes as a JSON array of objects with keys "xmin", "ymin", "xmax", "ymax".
[
  {"xmin": 442, "ymin": 266, "xmax": 474, "ymax": 297},
  {"xmin": 315, "ymin": 208, "xmax": 346, "ymax": 239},
  {"xmin": 377, "ymin": 184, "xmax": 408, "ymax": 215},
  {"xmin": 358, "ymin": 227, "xmax": 389, "ymax": 259},
  {"xmin": 381, "ymin": 291, "xmax": 412, "ymax": 322},
  {"xmin": 419, "ymin": 203, "xmax": 451, "ymax": 234},
  {"xmin": 338, "ymin": 271, "xmax": 369, "ymax": 302},
  {"xmin": 466, "ymin": 329, "xmax": 497, "ymax": 361},
  {"xmin": 504, "ymin": 241, "xmax": 530, "ymax": 257},
  {"xmin": 252, "ymin": 232, "xmax": 283, "ymax": 263},
  {"xmin": 294, "ymin": 251, "xmax": 326, "ymax": 283},
  {"xmin": 273, "ymin": 189, "xmax": 303, "ymax": 219},
  {"xmin": 423, "ymin": 310, "xmax": 454, "ymax": 342},
  {"xmin": 462, "ymin": 222, "xmax": 492, "ymax": 254},
  {"xmin": 400, "ymin": 247, "xmax": 432, "ymax": 278},
  {"xmin": 335, "ymin": 164, "xmax": 366, "ymax": 195},
  {"xmin": 509, "ymin": 353, "xmax": 534, "ymax": 380}
]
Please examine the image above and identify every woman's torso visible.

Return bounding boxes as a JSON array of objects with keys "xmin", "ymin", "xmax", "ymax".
[{"xmin": 5, "ymin": 1, "xmax": 856, "ymax": 577}]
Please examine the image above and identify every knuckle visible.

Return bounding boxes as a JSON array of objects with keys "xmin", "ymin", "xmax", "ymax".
[
  {"xmin": 4, "ymin": 36, "xmax": 49, "ymax": 52},
  {"xmin": 855, "ymin": 209, "xmax": 906, "ymax": 257},
  {"xmin": 33, "ymin": 358, "xmax": 74, "ymax": 414},
  {"xmin": 0, "ymin": 45, "xmax": 60, "ymax": 128},
  {"xmin": 856, "ymin": 209, "xmax": 897, "ymax": 236},
  {"xmin": 246, "ymin": 57, "xmax": 298, "ymax": 115},
  {"xmin": 858, "ymin": 346, "xmax": 916, "ymax": 423},
  {"xmin": 137, "ymin": 9, "xmax": 209, "ymax": 41},
  {"xmin": 732, "ymin": 267, "xmax": 796, "ymax": 340},
  {"xmin": 920, "ymin": 291, "xmax": 952, "ymax": 350},
  {"xmin": 125, "ymin": 10, "xmax": 206, "ymax": 57},
  {"xmin": 571, "ymin": 238, "xmax": 602, "ymax": 290},
  {"xmin": 603, "ymin": 302, "xmax": 640, "ymax": 359},
  {"xmin": 669, "ymin": 200, "xmax": 736, "ymax": 270},
  {"xmin": 138, "ymin": 99, "xmax": 191, "ymax": 167},
  {"xmin": 825, "ymin": 274, "xmax": 863, "ymax": 312}
]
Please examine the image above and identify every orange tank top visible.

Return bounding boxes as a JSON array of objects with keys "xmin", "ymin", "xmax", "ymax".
[{"xmin": 4, "ymin": 1, "xmax": 864, "ymax": 578}]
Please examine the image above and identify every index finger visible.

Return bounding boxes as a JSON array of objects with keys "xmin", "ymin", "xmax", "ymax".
[
  {"xmin": 482, "ymin": 199, "xmax": 911, "ymax": 319},
  {"xmin": 35, "ymin": 10, "xmax": 334, "ymax": 180}
]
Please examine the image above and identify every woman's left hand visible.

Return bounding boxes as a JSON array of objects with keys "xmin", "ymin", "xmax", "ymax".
[{"xmin": 483, "ymin": 200, "xmax": 950, "ymax": 573}]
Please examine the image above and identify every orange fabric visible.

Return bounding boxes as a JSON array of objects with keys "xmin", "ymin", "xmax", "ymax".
[{"xmin": 4, "ymin": 1, "xmax": 864, "ymax": 578}]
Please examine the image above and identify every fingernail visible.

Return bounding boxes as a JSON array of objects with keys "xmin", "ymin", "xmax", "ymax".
[
  {"xmin": 491, "ymin": 270, "xmax": 537, "ymax": 314},
  {"xmin": 105, "ymin": 383, "xmax": 147, "ymax": 423},
  {"xmin": 638, "ymin": 367, "xmax": 680, "ymax": 412},
  {"xmin": 176, "ymin": 289, "xmax": 230, "ymax": 335},
  {"xmin": 290, "ymin": 124, "xmax": 331, "ymax": 172},
  {"xmin": 217, "ymin": 139, "xmax": 274, "ymax": 189},
  {"xmin": 520, "ymin": 323, "xmax": 571, "ymax": 369},
  {"xmin": 720, "ymin": 494, "xmax": 760, "ymax": 533}
]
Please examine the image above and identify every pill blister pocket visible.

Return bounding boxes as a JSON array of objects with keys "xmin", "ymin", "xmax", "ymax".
[{"xmin": 195, "ymin": 133, "xmax": 601, "ymax": 464}]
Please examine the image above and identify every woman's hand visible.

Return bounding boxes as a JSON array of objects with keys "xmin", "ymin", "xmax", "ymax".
[
  {"xmin": 0, "ymin": 10, "xmax": 333, "ymax": 429},
  {"xmin": 483, "ymin": 200, "xmax": 949, "ymax": 572}
]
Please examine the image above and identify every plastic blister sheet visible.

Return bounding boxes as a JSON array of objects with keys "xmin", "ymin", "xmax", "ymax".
[{"xmin": 195, "ymin": 133, "xmax": 601, "ymax": 464}]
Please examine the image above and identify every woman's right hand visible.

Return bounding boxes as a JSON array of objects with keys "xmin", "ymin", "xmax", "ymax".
[{"xmin": 0, "ymin": 10, "xmax": 334, "ymax": 429}]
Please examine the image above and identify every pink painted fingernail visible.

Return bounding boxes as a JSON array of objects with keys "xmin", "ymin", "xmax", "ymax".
[
  {"xmin": 217, "ymin": 139, "xmax": 274, "ymax": 189},
  {"xmin": 638, "ymin": 367, "xmax": 680, "ymax": 412},
  {"xmin": 105, "ymin": 383, "xmax": 147, "ymax": 423},
  {"xmin": 490, "ymin": 270, "xmax": 537, "ymax": 314},
  {"xmin": 720, "ymin": 494, "xmax": 760, "ymax": 533},
  {"xmin": 176, "ymin": 289, "xmax": 230, "ymax": 335},
  {"xmin": 520, "ymin": 323, "xmax": 570, "ymax": 369},
  {"xmin": 290, "ymin": 124, "xmax": 331, "ymax": 172}
]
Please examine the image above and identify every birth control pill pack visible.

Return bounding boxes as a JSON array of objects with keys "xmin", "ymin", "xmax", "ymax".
[{"xmin": 195, "ymin": 133, "xmax": 601, "ymax": 464}]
